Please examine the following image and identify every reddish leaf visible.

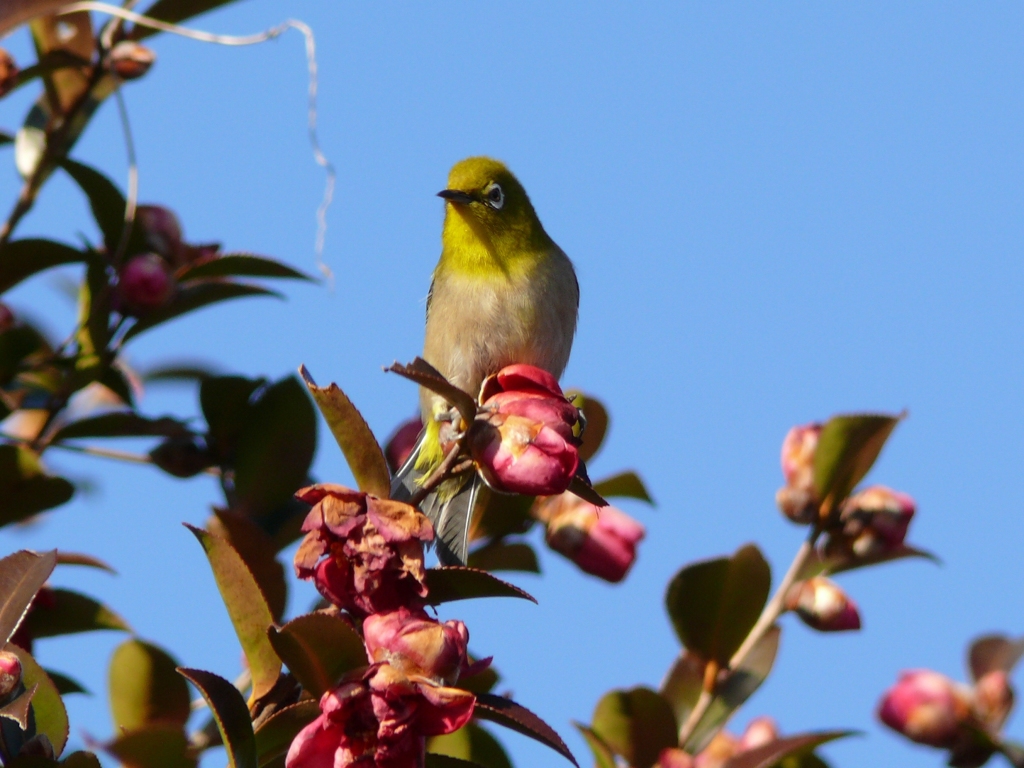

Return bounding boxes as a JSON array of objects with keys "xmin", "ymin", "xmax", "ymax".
[
  {"xmin": 968, "ymin": 635, "xmax": 1024, "ymax": 682},
  {"xmin": 8, "ymin": 645, "xmax": 67, "ymax": 756},
  {"xmin": 721, "ymin": 730, "xmax": 856, "ymax": 768},
  {"xmin": 473, "ymin": 693, "xmax": 578, "ymax": 767},
  {"xmin": 266, "ymin": 612, "xmax": 366, "ymax": 698},
  {"xmin": 386, "ymin": 359, "xmax": 477, "ymax": 427},
  {"xmin": 54, "ymin": 552, "xmax": 115, "ymax": 574},
  {"xmin": 178, "ymin": 668, "xmax": 256, "ymax": 768},
  {"xmin": 0, "ymin": 549, "xmax": 57, "ymax": 645},
  {"xmin": 0, "ymin": 684, "xmax": 38, "ymax": 729},
  {"xmin": 425, "ymin": 567, "xmax": 536, "ymax": 605}
]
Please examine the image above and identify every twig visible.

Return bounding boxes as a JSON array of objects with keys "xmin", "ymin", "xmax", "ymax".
[
  {"xmin": 111, "ymin": 86, "xmax": 137, "ymax": 266},
  {"xmin": 408, "ymin": 442, "xmax": 463, "ymax": 507}
]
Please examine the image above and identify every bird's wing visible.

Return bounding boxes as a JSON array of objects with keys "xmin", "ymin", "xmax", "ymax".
[
  {"xmin": 425, "ymin": 473, "xmax": 483, "ymax": 566},
  {"xmin": 389, "ymin": 428, "xmax": 426, "ymax": 502}
]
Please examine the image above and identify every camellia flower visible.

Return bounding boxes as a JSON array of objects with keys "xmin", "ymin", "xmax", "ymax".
[
  {"xmin": 363, "ymin": 608, "xmax": 470, "ymax": 687},
  {"xmin": 787, "ymin": 577, "xmax": 861, "ymax": 632},
  {"xmin": 775, "ymin": 423, "xmax": 822, "ymax": 524},
  {"xmin": 469, "ymin": 364, "xmax": 581, "ymax": 496},
  {"xmin": 836, "ymin": 485, "xmax": 916, "ymax": 558},
  {"xmin": 538, "ymin": 493, "xmax": 645, "ymax": 583},
  {"xmin": 293, "ymin": 484, "xmax": 433, "ymax": 617},
  {"xmin": 0, "ymin": 650, "xmax": 22, "ymax": 700},
  {"xmin": 972, "ymin": 670, "xmax": 1014, "ymax": 732},
  {"xmin": 117, "ymin": 254, "xmax": 175, "ymax": 314},
  {"xmin": 878, "ymin": 670, "xmax": 972, "ymax": 747},
  {"xmin": 384, "ymin": 417, "xmax": 422, "ymax": 474}
]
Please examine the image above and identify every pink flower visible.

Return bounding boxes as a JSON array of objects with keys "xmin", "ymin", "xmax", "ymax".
[
  {"xmin": 658, "ymin": 749, "xmax": 694, "ymax": 768},
  {"xmin": 775, "ymin": 423, "xmax": 822, "ymax": 524},
  {"xmin": 540, "ymin": 494, "xmax": 644, "ymax": 583},
  {"xmin": 0, "ymin": 650, "xmax": 22, "ymax": 700},
  {"xmin": 878, "ymin": 670, "xmax": 972, "ymax": 748},
  {"xmin": 837, "ymin": 485, "xmax": 916, "ymax": 558},
  {"xmin": 117, "ymin": 254, "xmax": 175, "ymax": 314},
  {"xmin": 363, "ymin": 608, "xmax": 470, "ymax": 687},
  {"xmin": 787, "ymin": 577, "xmax": 861, "ymax": 632},
  {"xmin": 384, "ymin": 417, "xmax": 422, "ymax": 474},
  {"xmin": 293, "ymin": 485, "xmax": 433, "ymax": 617},
  {"xmin": 972, "ymin": 670, "xmax": 1014, "ymax": 732}
]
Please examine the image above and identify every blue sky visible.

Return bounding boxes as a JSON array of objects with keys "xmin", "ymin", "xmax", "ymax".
[{"xmin": 2, "ymin": 3, "xmax": 1024, "ymax": 766}]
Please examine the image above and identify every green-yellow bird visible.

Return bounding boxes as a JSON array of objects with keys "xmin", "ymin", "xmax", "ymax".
[{"xmin": 391, "ymin": 157, "xmax": 579, "ymax": 564}]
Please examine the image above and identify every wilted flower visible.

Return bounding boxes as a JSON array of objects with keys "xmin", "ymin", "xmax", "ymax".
[
  {"xmin": 106, "ymin": 41, "xmax": 156, "ymax": 80},
  {"xmin": 135, "ymin": 205, "xmax": 183, "ymax": 262},
  {"xmin": 293, "ymin": 484, "xmax": 433, "ymax": 617},
  {"xmin": 0, "ymin": 49, "xmax": 17, "ymax": 99},
  {"xmin": 775, "ymin": 423, "xmax": 822, "ymax": 524},
  {"xmin": 384, "ymin": 417, "xmax": 422, "ymax": 474},
  {"xmin": 363, "ymin": 608, "xmax": 470, "ymax": 687},
  {"xmin": 538, "ymin": 493, "xmax": 644, "ymax": 583},
  {"xmin": 469, "ymin": 364, "xmax": 580, "ymax": 496},
  {"xmin": 787, "ymin": 577, "xmax": 861, "ymax": 632},
  {"xmin": 117, "ymin": 254, "xmax": 175, "ymax": 314},
  {"xmin": 972, "ymin": 670, "xmax": 1014, "ymax": 732},
  {"xmin": 878, "ymin": 670, "xmax": 972, "ymax": 747},
  {"xmin": 835, "ymin": 485, "xmax": 915, "ymax": 558},
  {"xmin": 0, "ymin": 650, "xmax": 22, "ymax": 700}
]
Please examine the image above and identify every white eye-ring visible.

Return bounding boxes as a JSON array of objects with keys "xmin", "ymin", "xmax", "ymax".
[{"xmin": 485, "ymin": 183, "xmax": 504, "ymax": 209}]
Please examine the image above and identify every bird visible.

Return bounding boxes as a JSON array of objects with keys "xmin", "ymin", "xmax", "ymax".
[{"xmin": 391, "ymin": 157, "xmax": 579, "ymax": 565}]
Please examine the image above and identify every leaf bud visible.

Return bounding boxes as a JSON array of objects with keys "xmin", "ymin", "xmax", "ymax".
[
  {"xmin": 878, "ymin": 670, "xmax": 972, "ymax": 747},
  {"xmin": 0, "ymin": 650, "xmax": 22, "ymax": 700},
  {"xmin": 0, "ymin": 49, "xmax": 17, "ymax": 99},
  {"xmin": 787, "ymin": 577, "xmax": 861, "ymax": 632},
  {"xmin": 106, "ymin": 41, "xmax": 156, "ymax": 80},
  {"xmin": 775, "ymin": 423, "xmax": 822, "ymax": 524},
  {"xmin": 117, "ymin": 253, "xmax": 175, "ymax": 315}
]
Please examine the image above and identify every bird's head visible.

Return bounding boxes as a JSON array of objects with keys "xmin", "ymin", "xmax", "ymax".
[{"xmin": 438, "ymin": 157, "xmax": 551, "ymax": 263}]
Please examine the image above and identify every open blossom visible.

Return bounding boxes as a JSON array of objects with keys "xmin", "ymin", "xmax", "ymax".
[
  {"xmin": 835, "ymin": 485, "xmax": 915, "ymax": 558},
  {"xmin": 469, "ymin": 364, "xmax": 581, "ymax": 496},
  {"xmin": 775, "ymin": 423, "xmax": 821, "ymax": 524},
  {"xmin": 293, "ymin": 484, "xmax": 433, "ymax": 617},
  {"xmin": 538, "ymin": 493, "xmax": 644, "ymax": 583},
  {"xmin": 787, "ymin": 577, "xmax": 861, "ymax": 632},
  {"xmin": 878, "ymin": 670, "xmax": 972, "ymax": 748}
]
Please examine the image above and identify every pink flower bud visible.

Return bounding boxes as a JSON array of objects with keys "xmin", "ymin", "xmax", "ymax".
[
  {"xmin": 0, "ymin": 49, "xmax": 17, "ymax": 99},
  {"xmin": 106, "ymin": 41, "xmax": 156, "ymax": 80},
  {"xmin": 839, "ymin": 485, "xmax": 915, "ymax": 557},
  {"xmin": 117, "ymin": 254, "xmax": 175, "ymax": 314},
  {"xmin": 787, "ymin": 577, "xmax": 861, "ymax": 632},
  {"xmin": 384, "ymin": 417, "xmax": 422, "ymax": 473},
  {"xmin": 878, "ymin": 670, "xmax": 972, "ymax": 747},
  {"xmin": 541, "ymin": 494, "xmax": 644, "ymax": 583},
  {"xmin": 738, "ymin": 716, "xmax": 779, "ymax": 750},
  {"xmin": 658, "ymin": 748, "xmax": 695, "ymax": 768},
  {"xmin": 363, "ymin": 608, "xmax": 469, "ymax": 687},
  {"xmin": 0, "ymin": 303, "xmax": 15, "ymax": 333},
  {"xmin": 478, "ymin": 363, "xmax": 564, "ymax": 402},
  {"xmin": 972, "ymin": 670, "xmax": 1014, "ymax": 731},
  {"xmin": 694, "ymin": 731, "xmax": 740, "ymax": 768},
  {"xmin": 776, "ymin": 423, "xmax": 822, "ymax": 524},
  {"xmin": 470, "ymin": 411, "xmax": 579, "ymax": 496},
  {"xmin": 0, "ymin": 651, "xmax": 22, "ymax": 699},
  {"xmin": 135, "ymin": 206, "xmax": 183, "ymax": 261}
]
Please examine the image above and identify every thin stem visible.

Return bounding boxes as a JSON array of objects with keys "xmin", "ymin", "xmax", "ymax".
[
  {"xmin": 1, "ymin": 432, "xmax": 220, "ymax": 476},
  {"xmin": 408, "ymin": 442, "xmax": 462, "ymax": 507}
]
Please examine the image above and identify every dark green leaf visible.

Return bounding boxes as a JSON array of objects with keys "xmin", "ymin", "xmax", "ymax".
[
  {"xmin": 813, "ymin": 414, "xmax": 901, "ymax": 509},
  {"xmin": 44, "ymin": 670, "xmax": 89, "ymax": 696},
  {"xmin": 0, "ymin": 326, "xmax": 48, "ymax": 385},
  {"xmin": 149, "ymin": 436, "xmax": 215, "ymax": 478},
  {"xmin": 591, "ymin": 471, "xmax": 654, "ymax": 504},
  {"xmin": 572, "ymin": 723, "xmax": 617, "ymax": 768},
  {"xmin": 253, "ymin": 700, "xmax": 320, "ymax": 768},
  {"xmin": 0, "ymin": 685, "xmax": 38, "ymax": 730},
  {"xmin": 472, "ymin": 490, "xmax": 536, "ymax": 541},
  {"xmin": 123, "ymin": 282, "xmax": 282, "ymax": 343},
  {"xmin": 665, "ymin": 544, "xmax": 771, "ymax": 666},
  {"xmin": 200, "ymin": 375, "xmax": 263, "ymax": 459},
  {"xmin": 186, "ymin": 525, "xmax": 281, "ymax": 702},
  {"xmin": 424, "ymin": 756, "xmax": 487, "ymax": 768},
  {"xmin": 0, "ymin": 446, "xmax": 75, "ymax": 527},
  {"xmin": 108, "ymin": 639, "xmax": 191, "ymax": 732},
  {"xmin": 59, "ymin": 159, "xmax": 127, "ymax": 255},
  {"xmin": 143, "ymin": 361, "xmax": 221, "ymax": 384},
  {"xmin": 132, "ymin": 0, "xmax": 245, "ymax": 40},
  {"xmin": 105, "ymin": 723, "xmax": 195, "ymax": 768},
  {"xmin": 0, "ymin": 240, "xmax": 85, "ymax": 295},
  {"xmin": 178, "ymin": 668, "xmax": 256, "ymax": 768},
  {"xmin": 425, "ymin": 567, "xmax": 537, "ymax": 605},
  {"xmin": 51, "ymin": 412, "xmax": 188, "ymax": 442},
  {"xmin": 802, "ymin": 544, "xmax": 940, "ymax": 579},
  {"xmin": 386, "ymin": 359, "xmax": 476, "ymax": 427},
  {"xmin": 208, "ymin": 510, "xmax": 287, "ymax": 622},
  {"xmin": 473, "ymin": 693, "xmax": 577, "ymax": 767},
  {"xmin": 659, "ymin": 651, "xmax": 704, "ymax": 729},
  {"xmin": 178, "ymin": 254, "xmax": 314, "ymax": 283},
  {"xmin": 590, "ymin": 687, "xmax": 677, "ymax": 768},
  {"xmin": 0, "ymin": 549, "xmax": 56, "ymax": 645},
  {"xmin": 968, "ymin": 635, "xmax": 1024, "ymax": 682},
  {"xmin": 427, "ymin": 723, "xmax": 514, "ymax": 768},
  {"xmin": 8, "ymin": 645, "xmax": 68, "ymax": 756},
  {"xmin": 565, "ymin": 392, "xmax": 608, "ymax": 463},
  {"xmin": 298, "ymin": 366, "xmax": 390, "ymax": 498},
  {"xmin": 61, "ymin": 752, "xmax": 102, "ymax": 768},
  {"xmin": 266, "ymin": 612, "xmax": 366, "ymax": 698},
  {"xmin": 467, "ymin": 542, "xmax": 540, "ymax": 573},
  {"xmin": 567, "ymin": 475, "xmax": 608, "ymax": 508},
  {"xmin": 233, "ymin": 376, "xmax": 317, "ymax": 518},
  {"xmin": 22, "ymin": 588, "xmax": 130, "ymax": 639},
  {"xmin": 721, "ymin": 731, "xmax": 856, "ymax": 768}
]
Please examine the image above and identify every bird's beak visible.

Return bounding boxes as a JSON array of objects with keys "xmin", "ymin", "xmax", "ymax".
[{"xmin": 437, "ymin": 189, "xmax": 475, "ymax": 205}]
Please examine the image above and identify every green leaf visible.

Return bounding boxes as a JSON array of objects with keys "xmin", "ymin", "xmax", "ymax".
[
  {"xmin": 208, "ymin": 510, "xmax": 287, "ymax": 622},
  {"xmin": 21, "ymin": 588, "xmax": 131, "ymax": 639},
  {"xmin": 0, "ymin": 549, "xmax": 56, "ymax": 645},
  {"xmin": 473, "ymin": 693, "xmax": 578, "ymax": 767},
  {"xmin": 565, "ymin": 392, "xmax": 608, "ymax": 463},
  {"xmin": 298, "ymin": 366, "xmax": 390, "ymax": 498},
  {"xmin": 591, "ymin": 470, "xmax": 654, "ymax": 504},
  {"xmin": 200, "ymin": 375, "xmax": 263, "ymax": 460},
  {"xmin": 178, "ymin": 668, "xmax": 256, "ymax": 768},
  {"xmin": 44, "ymin": 670, "xmax": 89, "ymax": 696},
  {"xmin": 51, "ymin": 412, "xmax": 188, "ymax": 442},
  {"xmin": 590, "ymin": 687, "xmax": 677, "ymax": 768},
  {"xmin": 75, "ymin": 252, "xmax": 112, "ymax": 360},
  {"xmin": 8, "ymin": 645, "xmax": 68, "ymax": 757},
  {"xmin": 572, "ymin": 723, "xmax": 617, "ymax": 768},
  {"xmin": 813, "ymin": 414, "xmax": 901, "ymax": 509},
  {"xmin": 427, "ymin": 723, "xmax": 514, "ymax": 768},
  {"xmin": 122, "ymin": 282, "xmax": 282, "ymax": 343},
  {"xmin": 105, "ymin": 723, "xmax": 195, "ymax": 768},
  {"xmin": 806, "ymin": 544, "xmax": 940, "ymax": 579},
  {"xmin": 178, "ymin": 254, "xmax": 314, "ymax": 283},
  {"xmin": 186, "ymin": 525, "xmax": 281, "ymax": 702},
  {"xmin": 0, "ymin": 446, "xmax": 75, "ymax": 527},
  {"xmin": 720, "ymin": 731, "xmax": 856, "ymax": 768},
  {"xmin": 665, "ymin": 544, "xmax": 771, "ymax": 666},
  {"xmin": 968, "ymin": 634, "xmax": 1024, "ymax": 682},
  {"xmin": 425, "ymin": 567, "xmax": 537, "ymax": 605},
  {"xmin": 266, "ymin": 612, "xmax": 366, "ymax": 698},
  {"xmin": 659, "ymin": 651, "xmax": 704, "ymax": 729},
  {"xmin": 59, "ymin": 159, "xmax": 129, "ymax": 255},
  {"xmin": 0, "ymin": 240, "xmax": 86, "ymax": 295},
  {"xmin": 108, "ymin": 639, "xmax": 191, "ymax": 732},
  {"xmin": 467, "ymin": 542, "xmax": 540, "ymax": 573},
  {"xmin": 0, "ymin": 325, "xmax": 49, "ymax": 385},
  {"xmin": 683, "ymin": 627, "xmax": 781, "ymax": 755},
  {"xmin": 233, "ymin": 376, "xmax": 317, "ymax": 518},
  {"xmin": 143, "ymin": 361, "xmax": 221, "ymax": 384},
  {"xmin": 132, "ymin": 0, "xmax": 245, "ymax": 40},
  {"xmin": 253, "ymin": 700, "xmax": 320, "ymax": 768}
]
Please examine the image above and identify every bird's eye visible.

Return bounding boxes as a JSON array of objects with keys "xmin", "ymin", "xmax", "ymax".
[{"xmin": 485, "ymin": 184, "xmax": 504, "ymax": 209}]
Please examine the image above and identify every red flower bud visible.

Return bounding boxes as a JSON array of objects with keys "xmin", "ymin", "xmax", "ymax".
[
  {"xmin": 878, "ymin": 670, "xmax": 972, "ymax": 747},
  {"xmin": 117, "ymin": 254, "xmax": 175, "ymax": 314},
  {"xmin": 787, "ymin": 577, "xmax": 861, "ymax": 632},
  {"xmin": 384, "ymin": 417, "xmax": 422, "ymax": 474},
  {"xmin": 106, "ymin": 41, "xmax": 156, "ymax": 80},
  {"xmin": 0, "ymin": 651, "xmax": 22, "ymax": 700},
  {"xmin": 972, "ymin": 670, "xmax": 1014, "ymax": 732},
  {"xmin": 135, "ymin": 206, "xmax": 184, "ymax": 261},
  {"xmin": 363, "ymin": 608, "xmax": 469, "ymax": 687},
  {"xmin": 0, "ymin": 49, "xmax": 17, "ymax": 99},
  {"xmin": 541, "ymin": 494, "xmax": 644, "ymax": 583},
  {"xmin": 775, "ymin": 423, "xmax": 822, "ymax": 524},
  {"xmin": 838, "ymin": 485, "xmax": 915, "ymax": 557},
  {"xmin": 658, "ymin": 748, "xmax": 695, "ymax": 768}
]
